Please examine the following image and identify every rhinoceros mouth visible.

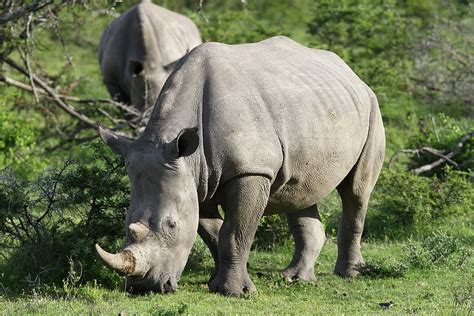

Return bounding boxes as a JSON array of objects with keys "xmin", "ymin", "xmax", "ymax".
[{"xmin": 126, "ymin": 273, "xmax": 177, "ymax": 294}]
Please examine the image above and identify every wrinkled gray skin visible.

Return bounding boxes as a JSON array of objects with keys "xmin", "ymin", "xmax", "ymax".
[
  {"xmin": 96, "ymin": 36, "xmax": 385, "ymax": 296},
  {"xmin": 98, "ymin": 0, "xmax": 202, "ymax": 113}
]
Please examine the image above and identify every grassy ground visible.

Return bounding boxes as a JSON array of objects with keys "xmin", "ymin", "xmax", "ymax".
[{"xmin": 1, "ymin": 239, "xmax": 472, "ymax": 315}]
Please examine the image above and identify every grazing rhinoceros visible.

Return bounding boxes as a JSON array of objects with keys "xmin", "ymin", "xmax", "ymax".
[
  {"xmin": 98, "ymin": 0, "xmax": 202, "ymax": 113},
  {"xmin": 95, "ymin": 36, "xmax": 385, "ymax": 296}
]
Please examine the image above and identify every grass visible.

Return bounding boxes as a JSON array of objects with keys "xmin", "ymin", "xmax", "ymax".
[{"xmin": 1, "ymin": 239, "xmax": 472, "ymax": 315}]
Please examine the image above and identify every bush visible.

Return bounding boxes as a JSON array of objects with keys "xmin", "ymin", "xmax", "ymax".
[
  {"xmin": 254, "ymin": 214, "xmax": 290, "ymax": 250},
  {"xmin": 403, "ymin": 231, "xmax": 472, "ymax": 269},
  {"xmin": 192, "ymin": 9, "xmax": 286, "ymax": 44},
  {"xmin": 0, "ymin": 105, "xmax": 44, "ymax": 177},
  {"xmin": 365, "ymin": 167, "xmax": 473, "ymax": 239},
  {"xmin": 407, "ymin": 113, "xmax": 473, "ymax": 174},
  {"xmin": 308, "ymin": 0, "xmax": 420, "ymax": 97},
  {"xmin": 0, "ymin": 142, "xmax": 129, "ymax": 292}
]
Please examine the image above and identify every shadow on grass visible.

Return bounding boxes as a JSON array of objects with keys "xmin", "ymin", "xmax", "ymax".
[{"xmin": 357, "ymin": 261, "xmax": 407, "ymax": 279}]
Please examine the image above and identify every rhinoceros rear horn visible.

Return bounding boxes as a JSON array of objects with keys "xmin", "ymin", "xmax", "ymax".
[
  {"xmin": 97, "ymin": 124, "xmax": 132, "ymax": 156},
  {"xmin": 95, "ymin": 244, "xmax": 137, "ymax": 276}
]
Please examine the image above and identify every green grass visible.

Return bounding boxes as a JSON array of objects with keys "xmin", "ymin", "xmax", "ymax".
[{"xmin": 1, "ymin": 240, "xmax": 472, "ymax": 315}]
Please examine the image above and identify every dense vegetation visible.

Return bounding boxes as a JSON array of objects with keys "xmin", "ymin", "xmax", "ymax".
[{"xmin": 0, "ymin": 0, "xmax": 472, "ymax": 314}]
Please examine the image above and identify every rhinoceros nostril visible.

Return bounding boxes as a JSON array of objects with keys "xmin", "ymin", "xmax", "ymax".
[{"xmin": 163, "ymin": 279, "xmax": 176, "ymax": 293}]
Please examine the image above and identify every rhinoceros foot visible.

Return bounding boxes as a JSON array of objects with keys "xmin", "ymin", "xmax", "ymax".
[
  {"xmin": 334, "ymin": 258, "xmax": 365, "ymax": 278},
  {"xmin": 280, "ymin": 266, "xmax": 316, "ymax": 283},
  {"xmin": 209, "ymin": 270, "xmax": 256, "ymax": 296}
]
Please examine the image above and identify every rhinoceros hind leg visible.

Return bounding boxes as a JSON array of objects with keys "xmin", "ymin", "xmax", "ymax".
[
  {"xmin": 209, "ymin": 175, "xmax": 270, "ymax": 296},
  {"xmin": 198, "ymin": 202, "xmax": 223, "ymax": 283},
  {"xmin": 334, "ymin": 102, "xmax": 385, "ymax": 278},
  {"xmin": 281, "ymin": 205, "xmax": 325, "ymax": 283}
]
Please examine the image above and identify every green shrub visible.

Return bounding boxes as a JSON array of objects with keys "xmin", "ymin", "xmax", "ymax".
[
  {"xmin": 0, "ymin": 141, "xmax": 128, "ymax": 292},
  {"xmin": 403, "ymin": 231, "xmax": 472, "ymax": 269},
  {"xmin": 407, "ymin": 114, "xmax": 473, "ymax": 174},
  {"xmin": 365, "ymin": 167, "xmax": 473, "ymax": 239},
  {"xmin": 192, "ymin": 9, "xmax": 286, "ymax": 44},
  {"xmin": 254, "ymin": 214, "xmax": 290, "ymax": 250},
  {"xmin": 0, "ymin": 105, "xmax": 44, "ymax": 176},
  {"xmin": 308, "ymin": 0, "xmax": 420, "ymax": 97}
]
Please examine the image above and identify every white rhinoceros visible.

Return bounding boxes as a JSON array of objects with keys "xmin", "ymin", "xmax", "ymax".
[
  {"xmin": 96, "ymin": 36, "xmax": 385, "ymax": 296},
  {"xmin": 99, "ymin": 0, "xmax": 202, "ymax": 113}
]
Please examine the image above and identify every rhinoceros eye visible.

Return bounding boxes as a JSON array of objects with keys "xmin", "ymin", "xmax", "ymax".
[
  {"xmin": 161, "ymin": 217, "xmax": 178, "ymax": 240},
  {"xmin": 166, "ymin": 218, "xmax": 176, "ymax": 229}
]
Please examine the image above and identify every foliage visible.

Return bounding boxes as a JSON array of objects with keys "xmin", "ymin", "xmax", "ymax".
[
  {"xmin": 192, "ymin": 9, "xmax": 286, "ymax": 44},
  {"xmin": 308, "ymin": 0, "xmax": 473, "ymax": 110},
  {"xmin": 0, "ymin": 142, "xmax": 128, "ymax": 291},
  {"xmin": 410, "ymin": 2, "xmax": 473, "ymax": 109},
  {"xmin": 254, "ymin": 214, "xmax": 290, "ymax": 250},
  {"xmin": 366, "ymin": 167, "xmax": 474, "ymax": 239},
  {"xmin": 0, "ymin": 105, "xmax": 43, "ymax": 176},
  {"xmin": 358, "ymin": 259, "xmax": 407, "ymax": 279},
  {"xmin": 403, "ymin": 231, "xmax": 472, "ymax": 269},
  {"xmin": 406, "ymin": 113, "xmax": 473, "ymax": 174},
  {"xmin": 308, "ymin": 0, "xmax": 419, "ymax": 97}
]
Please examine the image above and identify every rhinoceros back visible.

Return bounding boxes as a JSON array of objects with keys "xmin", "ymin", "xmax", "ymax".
[{"xmin": 148, "ymin": 37, "xmax": 378, "ymax": 209}]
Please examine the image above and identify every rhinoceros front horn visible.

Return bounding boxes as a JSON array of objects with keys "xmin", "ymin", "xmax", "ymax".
[{"xmin": 95, "ymin": 244, "xmax": 137, "ymax": 276}]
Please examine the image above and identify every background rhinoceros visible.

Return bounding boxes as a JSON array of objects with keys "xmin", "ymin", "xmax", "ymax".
[
  {"xmin": 96, "ymin": 36, "xmax": 385, "ymax": 296},
  {"xmin": 98, "ymin": 0, "xmax": 202, "ymax": 115}
]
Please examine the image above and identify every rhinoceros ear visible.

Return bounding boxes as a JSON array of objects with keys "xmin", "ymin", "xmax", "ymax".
[
  {"xmin": 128, "ymin": 59, "xmax": 144, "ymax": 77},
  {"xmin": 169, "ymin": 128, "xmax": 199, "ymax": 159},
  {"xmin": 97, "ymin": 124, "xmax": 131, "ymax": 156}
]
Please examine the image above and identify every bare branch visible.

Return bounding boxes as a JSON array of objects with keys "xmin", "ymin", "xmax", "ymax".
[
  {"xmin": 197, "ymin": 0, "xmax": 209, "ymax": 23},
  {"xmin": 0, "ymin": 75, "xmax": 141, "ymax": 117},
  {"xmin": 5, "ymin": 57, "xmax": 98, "ymax": 128},
  {"xmin": 411, "ymin": 132, "xmax": 473, "ymax": 175},
  {"xmin": 389, "ymin": 132, "xmax": 473, "ymax": 174},
  {"xmin": 0, "ymin": 0, "xmax": 53, "ymax": 25},
  {"xmin": 23, "ymin": 13, "xmax": 40, "ymax": 103}
]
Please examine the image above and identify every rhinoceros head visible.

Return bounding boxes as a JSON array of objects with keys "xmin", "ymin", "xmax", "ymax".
[{"xmin": 95, "ymin": 125, "xmax": 199, "ymax": 294}]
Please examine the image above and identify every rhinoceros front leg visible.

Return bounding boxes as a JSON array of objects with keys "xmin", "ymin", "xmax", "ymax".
[
  {"xmin": 209, "ymin": 175, "xmax": 270, "ymax": 296},
  {"xmin": 198, "ymin": 202, "xmax": 222, "ymax": 282},
  {"xmin": 281, "ymin": 205, "xmax": 325, "ymax": 283}
]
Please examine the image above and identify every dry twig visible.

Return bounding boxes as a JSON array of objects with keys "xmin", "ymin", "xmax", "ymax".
[
  {"xmin": 389, "ymin": 131, "xmax": 473, "ymax": 174},
  {"xmin": 5, "ymin": 57, "xmax": 97, "ymax": 128},
  {"xmin": 0, "ymin": 74, "xmax": 140, "ymax": 117}
]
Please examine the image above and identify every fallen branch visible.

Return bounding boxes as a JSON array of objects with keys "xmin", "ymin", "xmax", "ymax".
[
  {"xmin": 411, "ymin": 132, "xmax": 473, "ymax": 175},
  {"xmin": 389, "ymin": 131, "xmax": 473, "ymax": 174}
]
